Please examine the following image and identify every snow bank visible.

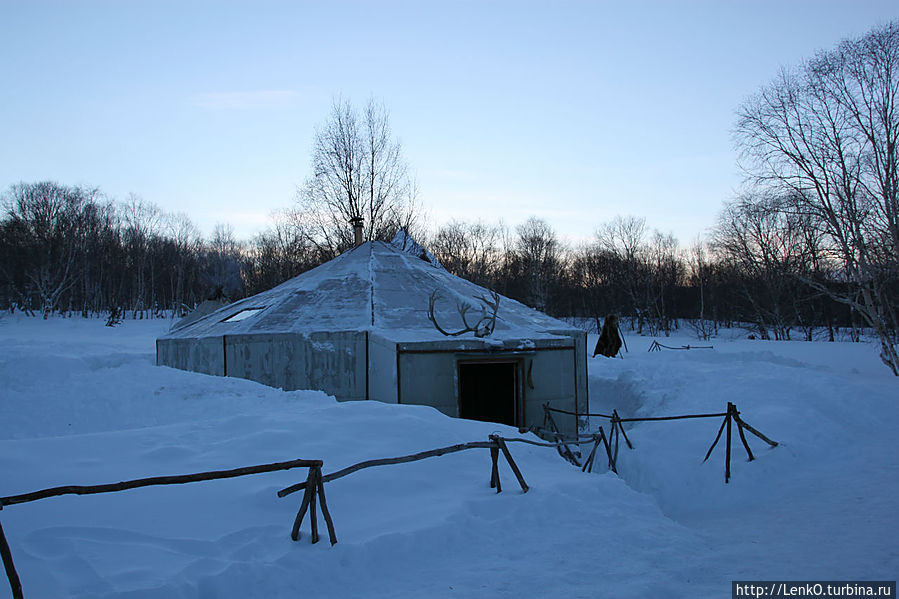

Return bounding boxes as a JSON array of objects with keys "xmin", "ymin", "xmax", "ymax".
[
  {"xmin": 0, "ymin": 316, "xmax": 896, "ymax": 598},
  {"xmin": 589, "ymin": 331, "xmax": 898, "ymax": 581}
]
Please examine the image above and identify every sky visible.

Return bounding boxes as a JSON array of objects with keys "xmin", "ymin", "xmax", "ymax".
[{"xmin": 2, "ymin": 0, "xmax": 897, "ymax": 246}]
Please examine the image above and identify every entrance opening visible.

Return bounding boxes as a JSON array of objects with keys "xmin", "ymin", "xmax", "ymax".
[{"xmin": 458, "ymin": 361, "xmax": 518, "ymax": 426}]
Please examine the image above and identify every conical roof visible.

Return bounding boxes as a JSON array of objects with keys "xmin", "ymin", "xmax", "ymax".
[{"xmin": 161, "ymin": 239, "xmax": 577, "ymax": 342}]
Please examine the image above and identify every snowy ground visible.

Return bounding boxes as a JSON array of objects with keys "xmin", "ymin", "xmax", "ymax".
[{"xmin": 0, "ymin": 315, "xmax": 896, "ymax": 598}]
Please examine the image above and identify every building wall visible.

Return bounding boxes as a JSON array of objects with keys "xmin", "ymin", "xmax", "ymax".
[
  {"xmin": 157, "ymin": 337, "xmax": 225, "ymax": 376},
  {"xmin": 397, "ymin": 351, "xmax": 460, "ymax": 416},
  {"xmin": 368, "ymin": 333, "xmax": 398, "ymax": 403},
  {"xmin": 520, "ymin": 347, "xmax": 578, "ymax": 437},
  {"xmin": 396, "ymin": 342, "xmax": 580, "ymax": 436},
  {"xmin": 158, "ymin": 332, "xmax": 367, "ymax": 401},
  {"xmin": 222, "ymin": 332, "xmax": 301, "ymax": 390},
  {"xmin": 224, "ymin": 331, "xmax": 367, "ymax": 400},
  {"xmin": 548, "ymin": 330, "xmax": 589, "ymax": 435},
  {"xmin": 157, "ymin": 330, "xmax": 582, "ymax": 438}
]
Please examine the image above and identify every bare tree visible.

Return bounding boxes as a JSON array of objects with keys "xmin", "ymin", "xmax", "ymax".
[
  {"xmin": 203, "ymin": 223, "xmax": 244, "ymax": 300},
  {"xmin": 713, "ymin": 195, "xmax": 817, "ymax": 340},
  {"xmin": 736, "ymin": 21, "xmax": 899, "ymax": 374},
  {"xmin": 164, "ymin": 212, "xmax": 202, "ymax": 315},
  {"xmin": 243, "ymin": 208, "xmax": 326, "ymax": 294},
  {"xmin": 595, "ymin": 215, "xmax": 648, "ymax": 331},
  {"xmin": 512, "ymin": 217, "xmax": 563, "ymax": 312},
  {"xmin": 298, "ymin": 97, "xmax": 420, "ymax": 256},
  {"xmin": 430, "ymin": 220, "xmax": 505, "ymax": 286},
  {"xmin": 687, "ymin": 237, "xmax": 715, "ymax": 340},
  {"xmin": 121, "ymin": 194, "xmax": 164, "ymax": 317},
  {"xmin": 0, "ymin": 182, "xmax": 97, "ymax": 317},
  {"xmin": 644, "ymin": 230, "xmax": 682, "ymax": 336}
]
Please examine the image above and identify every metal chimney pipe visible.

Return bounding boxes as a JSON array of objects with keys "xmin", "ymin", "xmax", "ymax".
[{"xmin": 350, "ymin": 216, "xmax": 364, "ymax": 247}]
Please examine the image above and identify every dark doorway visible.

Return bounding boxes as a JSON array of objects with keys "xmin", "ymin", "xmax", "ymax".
[{"xmin": 458, "ymin": 361, "xmax": 518, "ymax": 426}]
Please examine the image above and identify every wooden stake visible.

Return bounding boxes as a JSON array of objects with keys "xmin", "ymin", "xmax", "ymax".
[
  {"xmin": 490, "ymin": 446, "xmax": 501, "ymax": 493},
  {"xmin": 734, "ymin": 415, "xmax": 778, "ymax": 447},
  {"xmin": 543, "ymin": 409, "xmax": 581, "ymax": 467},
  {"xmin": 598, "ymin": 427, "xmax": 617, "ymax": 474},
  {"xmin": 703, "ymin": 414, "xmax": 728, "ymax": 463},
  {"xmin": 612, "ymin": 410, "xmax": 634, "ymax": 449},
  {"xmin": 492, "ymin": 437, "xmax": 529, "ymax": 493},
  {"xmin": 0, "ymin": 517, "xmax": 23, "ymax": 599},
  {"xmin": 612, "ymin": 420, "xmax": 620, "ymax": 464},
  {"xmin": 735, "ymin": 417, "xmax": 755, "ymax": 461},
  {"xmin": 309, "ymin": 473, "xmax": 319, "ymax": 544},
  {"xmin": 582, "ymin": 434, "xmax": 601, "ymax": 473},
  {"xmin": 314, "ymin": 474, "xmax": 338, "ymax": 546},
  {"xmin": 290, "ymin": 468, "xmax": 316, "ymax": 541},
  {"xmin": 725, "ymin": 403, "xmax": 733, "ymax": 484}
]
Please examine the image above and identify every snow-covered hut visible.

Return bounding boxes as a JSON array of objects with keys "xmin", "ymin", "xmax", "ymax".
[{"xmin": 156, "ymin": 236, "xmax": 586, "ymax": 434}]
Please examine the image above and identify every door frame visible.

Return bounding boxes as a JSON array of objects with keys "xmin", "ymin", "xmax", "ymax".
[{"xmin": 455, "ymin": 357, "xmax": 523, "ymax": 427}]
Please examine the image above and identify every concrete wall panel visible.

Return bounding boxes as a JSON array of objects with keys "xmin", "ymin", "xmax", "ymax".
[
  {"xmin": 157, "ymin": 337, "xmax": 224, "ymax": 376},
  {"xmin": 398, "ymin": 352, "xmax": 459, "ymax": 417},
  {"xmin": 521, "ymin": 348, "xmax": 578, "ymax": 437},
  {"xmin": 160, "ymin": 332, "xmax": 368, "ymax": 401},
  {"xmin": 369, "ymin": 333, "xmax": 398, "ymax": 403},
  {"xmin": 305, "ymin": 332, "xmax": 367, "ymax": 400},
  {"xmin": 224, "ymin": 333, "xmax": 301, "ymax": 390}
]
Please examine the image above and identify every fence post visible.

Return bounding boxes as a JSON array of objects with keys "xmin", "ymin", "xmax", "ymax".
[
  {"xmin": 611, "ymin": 410, "xmax": 634, "ymax": 449},
  {"xmin": 490, "ymin": 436, "xmax": 529, "ymax": 493},
  {"xmin": 0, "ymin": 516, "xmax": 23, "ymax": 599},
  {"xmin": 542, "ymin": 405, "xmax": 581, "ymax": 467},
  {"xmin": 291, "ymin": 466, "xmax": 321, "ymax": 542},
  {"xmin": 702, "ymin": 408, "xmax": 730, "ymax": 484},
  {"xmin": 725, "ymin": 402, "xmax": 733, "ymax": 483},
  {"xmin": 314, "ymin": 472, "xmax": 338, "ymax": 546},
  {"xmin": 732, "ymin": 404, "xmax": 755, "ymax": 461},
  {"xmin": 489, "ymin": 445, "xmax": 502, "ymax": 493}
]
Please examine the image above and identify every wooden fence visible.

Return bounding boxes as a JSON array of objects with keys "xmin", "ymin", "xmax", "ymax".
[{"xmin": 541, "ymin": 401, "xmax": 778, "ymax": 482}]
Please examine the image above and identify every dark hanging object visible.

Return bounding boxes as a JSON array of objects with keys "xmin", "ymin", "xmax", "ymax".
[{"xmin": 593, "ymin": 314, "xmax": 623, "ymax": 357}]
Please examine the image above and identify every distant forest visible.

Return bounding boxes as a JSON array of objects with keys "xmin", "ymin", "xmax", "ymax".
[
  {"xmin": 0, "ymin": 179, "xmax": 884, "ymax": 346},
  {"xmin": 2, "ymin": 21, "xmax": 898, "ymax": 376}
]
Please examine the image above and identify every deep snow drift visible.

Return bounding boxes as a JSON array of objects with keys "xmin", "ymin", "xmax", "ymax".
[{"xmin": 0, "ymin": 315, "xmax": 896, "ymax": 598}]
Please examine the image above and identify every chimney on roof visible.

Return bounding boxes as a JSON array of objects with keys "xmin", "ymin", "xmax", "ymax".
[{"xmin": 350, "ymin": 216, "xmax": 364, "ymax": 247}]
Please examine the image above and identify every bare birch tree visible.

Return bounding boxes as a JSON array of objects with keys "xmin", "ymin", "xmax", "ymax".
[
  {"xmin": 736, "ymin": 21, "xmax": 899, "ymax": 374},
  {"xmin": 298, "ymin": 97, "xmax": 419, "ymax": 256}
]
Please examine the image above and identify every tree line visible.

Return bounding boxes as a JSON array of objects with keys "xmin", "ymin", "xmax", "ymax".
[
  {"xmin": 1, "ymin": 22, "xmax": 897, "ymax": 374},
  {"xmin": 0, "ymin": 183, "xmax": 874, "ymax": 343}
]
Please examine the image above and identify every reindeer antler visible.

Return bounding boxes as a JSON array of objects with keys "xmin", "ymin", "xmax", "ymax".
[{"xmin": 427, "ymin": 290, "xmax": 500, "ymax": 338}]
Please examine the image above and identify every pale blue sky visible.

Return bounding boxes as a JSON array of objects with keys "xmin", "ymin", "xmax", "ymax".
[{"xmin": 2, "ymin": 1, "xmax": 897, "ymax": 245}]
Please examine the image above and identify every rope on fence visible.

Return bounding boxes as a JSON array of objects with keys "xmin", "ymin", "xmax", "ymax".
[
  {"xmin": 540, "ymin": 405, "xmax": 614, "ymax": 419},
  {"xmin": 277, "ymin": 441, "xmax": 497, "ymax": 497},
  {"xmin": 524, "ymin": 427, "xmax": 617, "ymax": 474},
  {"xmin": 542, "ymin": 405, "xmax": 583, "ymax": 467},
  {"xmin": 543, "ymin": 404, "xmax": 727, "ymax": 423},
  {"xmin": 0, "ymin": 458, "xmax": 329, "ymax": 599},
  {"xmin": 0, "ymin": 458, "xmax": 323, "ymax": 507},
  {"xmin": 581, "ymin": 427, "xmax": 616, "ymax": 474},
  {"xmin": 648, "ymin": 340, "xmax": 714, "ymax": 352},
  {"xmin": 542, "ymin": 402, "xmax": 778, "ymax": 484}
]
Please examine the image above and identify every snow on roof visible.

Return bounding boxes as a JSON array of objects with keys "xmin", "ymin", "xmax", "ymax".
[
  {"xmin": 390, "ymin": 228, "xmax": 445, "ymax": 270},
  {"xmin": 161, "ymin": 240, "xmax": 579, "ymax": 341}
]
